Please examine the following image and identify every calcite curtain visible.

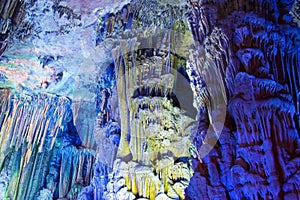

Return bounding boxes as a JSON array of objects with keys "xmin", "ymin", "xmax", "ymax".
[{"xmin": 0, "ymin": 0, "xmax": 299, "ymax": 200}]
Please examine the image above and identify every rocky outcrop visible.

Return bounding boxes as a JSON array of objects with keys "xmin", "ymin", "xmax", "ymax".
[{"xmin": 185, "ymin": 0, "xmax": 300, "ymax": 199}]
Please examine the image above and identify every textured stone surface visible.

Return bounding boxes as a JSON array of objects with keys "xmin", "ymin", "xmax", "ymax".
[
  {"xmin": 0, "ymin": 0, "xmax": 126, "ymax": 101},
  {"xmin": 0, "ymin": 0, "xmax": 299, "ymax": 199},
  {"xmin": 105, "ymin": 16, "xmax": 196, "ymax": 198},
  {"xmin": 0, "ymin": 88, "xmax": 95, "ymax": 200},
  {"xmin": 185, "ymin": 0, "xmax": 300, "ymax": 199},
  {"xmin": 0, "ymin": 0, "xmax": 27, "ymax": 55}
]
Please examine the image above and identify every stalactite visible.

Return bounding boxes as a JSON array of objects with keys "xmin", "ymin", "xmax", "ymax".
[
  {"xmin": 102, "ymin": 18, "xmax": 197, "ymax": 197},
  {"xmin": 186, "ymin": 0, "xmax": 300, "ymax": 199},
  {"xmin": 0, "ymin": 89, "xmax": 95, "ymax": 200},
  {"xmin": 0, "ymin": 0, "xmax": 297, "ymax": 199},
  {"xmin": 0, "ymin": 0, "xmax": 26, "ymax": 56}
]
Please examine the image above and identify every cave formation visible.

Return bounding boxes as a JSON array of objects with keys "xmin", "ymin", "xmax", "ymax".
[{"xmin": 0, "ymin": 0, "xmax": 299, "ymax": 199}]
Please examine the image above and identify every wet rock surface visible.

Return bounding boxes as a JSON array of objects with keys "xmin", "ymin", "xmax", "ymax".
[
  {"xmin": 0, "ymin": 0, "xmax": 299, "ymax": 199},
  {"xmin": 185, "ymin": 0, "xmax": 300, "ymax": 199},
  {"xmin": 0, "ymin": 0, "xmax": 27, "ymax": 55},
  {"xmin": 0, "ymin": 88, "xmax": 95, "ymax": 200}
]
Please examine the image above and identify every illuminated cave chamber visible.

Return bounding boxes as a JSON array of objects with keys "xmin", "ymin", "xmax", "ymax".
[
  {"xmin": 0, "ymin": 0, "xmax": 300, "ymax": 199},
  {"xmin": 80, "ymin": 2, "xmax": 199, "ymax": 199}
]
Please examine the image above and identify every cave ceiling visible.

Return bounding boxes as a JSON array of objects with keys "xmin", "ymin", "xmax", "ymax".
[
  {"xmin": 0, "ymin": 0, "xmax": 131, "ymax": 100},
  {"xmin": 0, "ymin": 0, "xmax": 300, "ymax": 200}
]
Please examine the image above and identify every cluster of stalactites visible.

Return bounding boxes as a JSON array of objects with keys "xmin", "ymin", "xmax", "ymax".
[
  {"xmin": 108, "ymin": 29, "xmax": 196, "ymax": 198},
  {"xmin": 184, "ymin": 0, "xmax": 300, "ymax": 199},
  {"xmin": 95, "ymin": 0, "xmax": 189, "ymax": 43},
  {"xmin": 0, "ymin": 0, "xmax": 26, "ymax": 55},
  {"xmin": 0, "ymin": 88, "xmax": 72, "ymax": 166}
]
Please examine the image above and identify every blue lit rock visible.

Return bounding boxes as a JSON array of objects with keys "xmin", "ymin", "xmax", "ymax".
[
  {"xmin": 0, "ymin": 0, "xmax": 299, "ymax": 199},
  {"xmin": 185, "ymin": 0, "xmax": 300, "ymax": 199},
  {"xmin": 0, "ymin": 89, "xmax": 95, "ymax": 200}
]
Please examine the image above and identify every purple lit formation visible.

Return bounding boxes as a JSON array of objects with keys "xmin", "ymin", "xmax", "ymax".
[{"xmin": 0, "ymin": 0, "xmax": 299, "ymax": 199}]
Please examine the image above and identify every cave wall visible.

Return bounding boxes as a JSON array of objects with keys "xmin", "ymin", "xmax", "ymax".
[
  {"xmin": 90, "ymin": 0, "xmax": 300, "ymax": 199},
  {"xmin": 0, "ymin": 0, "xmax": 299, "ymax": 199},
  {"xmin": 0, "ymin": 88, "xmax": 95, "ymax": 200},
  {"xmin": 185, "ymin": 0, "xmax": 300, "ymax": 199},
  {"xmin": 0, "ymin": 0, "xmax": 29, "ymax": 56}
]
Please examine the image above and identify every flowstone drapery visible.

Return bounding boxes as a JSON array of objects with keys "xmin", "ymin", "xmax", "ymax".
[
  {"xmin": 104, "ymin": 35, "xmax": 196, "ymax": 199},
  {"xmin": 0, "ymin": 0, "xmax": 299, "ymax": 199},
  {"xmin": 185, "ymin": 0, "xmax": 300, "ymax": 199}
]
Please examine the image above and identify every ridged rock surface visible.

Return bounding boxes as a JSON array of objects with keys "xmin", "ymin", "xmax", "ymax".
[
  {"xmin": 0, "ymin": 88, "xmax": 95, "ymax": 200},
  {"xmin": 0, "ymin": 0, "xmax": 299, "ymax": 199},
  {"xmin": 185, "ymin": 0, "xmax": 300, "ymax": 199},
  {"xmin": 0, "ymin": 0, "xmax": 27, "ymax": 55}
]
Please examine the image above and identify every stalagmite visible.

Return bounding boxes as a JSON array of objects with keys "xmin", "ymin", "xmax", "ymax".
[
  {"xmin": 107, "ymin": 25, "xmax": 196, "ymax": 198},
  {"xmin": 0, "ymin": 0, "xmax": 299, "ymax": 199}
]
